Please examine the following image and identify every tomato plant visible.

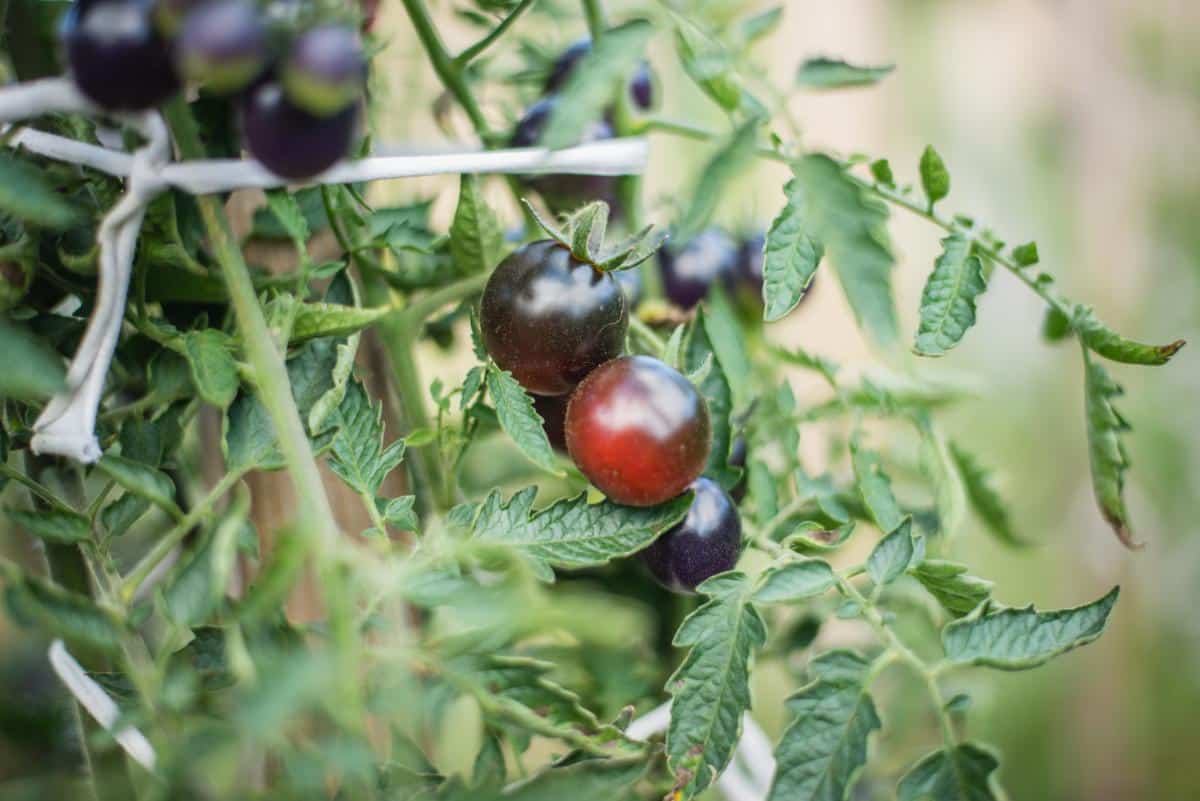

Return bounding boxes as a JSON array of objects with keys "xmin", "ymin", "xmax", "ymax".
[{"xmin": 0, "ymin": 1, "xmax": 1189, "ymax": 800}]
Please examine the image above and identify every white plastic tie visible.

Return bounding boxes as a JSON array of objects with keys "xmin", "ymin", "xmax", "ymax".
[{"xmin": 48, "ymin": 639, "xmax": 157, "ymax": 771}]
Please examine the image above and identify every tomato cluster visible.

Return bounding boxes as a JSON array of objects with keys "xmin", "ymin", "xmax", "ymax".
[
  {"xmin": 510, "ymin": 39, "xmax": 656, "ymax": 214},
  {"xmin": 481, "ymin": 237, "xmax": 743, "ymax": 593},
  {"xmin": 61, "ymin": 0, "xmax": 366, "ymax": 179}
]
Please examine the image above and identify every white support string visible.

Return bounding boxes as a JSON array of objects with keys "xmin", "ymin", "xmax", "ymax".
[
  {"xmin": 626, "ymin": 701, "xmax": 776, "ymax": 801},
  {"xmin": 0, "ymin": 76, "xmax": 648, "ymax": 462},
  {"xmin": 48, "ymin": 639, "xmax": 157, "ymax": 771}
]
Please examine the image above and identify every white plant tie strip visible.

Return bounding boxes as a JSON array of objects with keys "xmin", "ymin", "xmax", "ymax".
[
  {"xmin": 626, "ymin": 701, "xmax": 775, "ymax": 801},
  {"xmin": 48, "ymin": 640, "xmax": 157, "ymax": 771},
  {"xmin": 0, "ymin": 77, "xmax": 648, "ymax": 463}
]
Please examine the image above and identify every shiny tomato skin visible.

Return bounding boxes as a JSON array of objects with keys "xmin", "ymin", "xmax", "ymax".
[
  {"xmin": 565, "ymin": 356, "xmax": 710, "ymax": 506},
  {"xmin": 480, "ymin": 240, "xmax": 627, "ymax": 396},
  {"xmin": 640, "ymin": 477, "xmax": 741, "ymax": 593},
  {"xmin": 532, "ymin": 392, "xmax": 569, "ymax": 452}
]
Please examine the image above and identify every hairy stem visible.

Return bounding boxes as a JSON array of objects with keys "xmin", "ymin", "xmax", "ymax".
[{"xmin": 400, "ymin": 0, "xmax": 493, "ymax": 142}]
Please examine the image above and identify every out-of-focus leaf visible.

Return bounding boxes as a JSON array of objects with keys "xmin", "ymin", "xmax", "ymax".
[{"xmin": 795, "ymin": 57, "xmax": 894, "ymax": 89}]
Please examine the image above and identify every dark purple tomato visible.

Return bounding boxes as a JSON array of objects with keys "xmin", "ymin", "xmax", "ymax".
[
  {"xmin": 658, "ymin": 229, "xmax": 739, "ymax": 310},
  {"xmin": 544, "ymin": 37, "xmax": 655, "ymax": 110},
  {"xmin": 532, "ymin": 392, "xmax": 569, "ymax": 452},
  {"xmin": 240, "ymin": 80, "xmax": 359, "ymax": 180},
  {"xmin": 640, "ymin": 477, "xmax": 741, "ymax": 593},
  {"xmin": 565, "ymin": 355, "xmax": 710, "ymax": 507},
  {"xmin": 175, "ymin": 0, "xmax": 269, "ymax": 95},
  {"xmin": 728, "ymin": 434, "xmax": 747, "ymax": 502},
  {"xmin": 510, "ymin": 96, "xmax": 618, "ymax": 213},
  {"xmin": 735, "ymin": 232, "xmax": 764, "ymax": 297},
  {"xmin": 282, "ymin": 24, "xmax": 366, "ymax": 117},
  {"xmin": 63, "ymin": 0, "xmax": 180, "ymax": 111},
  {"xmin": 628, "ymin": 62, "xmax": 655, "ymax": 110},
  {"xmin": 480, "ymin": 240, "xmax": 628, "ymax": 396},
  {"xmin": 614, "ymin": 267, "xmax": 643, "ymax": 308}
]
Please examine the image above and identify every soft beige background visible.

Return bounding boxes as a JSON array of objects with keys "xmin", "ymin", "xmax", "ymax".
[{"xmin": 365, "ymin": 2, "xmax": 1200, "ymax": 798}]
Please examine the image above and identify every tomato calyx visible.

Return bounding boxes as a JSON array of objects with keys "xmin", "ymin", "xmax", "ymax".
[{"xmin": 522, "ymin": 199, "xmax": 666, "ymax": 274}]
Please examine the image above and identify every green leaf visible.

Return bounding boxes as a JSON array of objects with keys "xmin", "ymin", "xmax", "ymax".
[
  {"xmin": 1072, "ymin": 305, "xmax": 1184, "ymax": 366},
  {"xmin": 224, "ymin": 339, "xmax": 342, "ymax": 472},
  {"xmin": 5, "ymin": 508, "xmax": 90, "ymax": 545},
  {"xmin": 382, "ymin": 496, "xmax": 417, "ymax": 531},
  {"xmin": 866, "ymin": 518, "xmax": 915, "ymax": 587},
  {"xmin": 264, "ymin": 189, "xmax": 311, "ymax": 246},
  {"xmin": 1042, "ymin": 306, "xmax": 1071, "ymax": 342},
  {"xmin": 308, "ymin": 272, "xmax": 365, "ymax": 433},
  {"xmin": 667, "ymin": 572, "xmax": 765, "ymax": 799},
  {"xmin": 676, "ymin": 122, "xmax": 759, "ymax": 245},
  {"xmin": 766, "ymin": 650, "xmax": 881, "ymax": 801},
  {"xmin": 795, "ymin": 57, "xmax": 894, "ymax": 89},
  {"xmin": 449, "ymin": 174, "xmax": 504, "ymax": 276},
  {"xmin": 914, "ymin": 235, "xmax": 988, "ymax": 356},
  {"xmin": 541, "ymin": 19, "xmax": 655, "ymax": 149},
  {"xmin": 703, "ymin": 287, "xmax": 752, "ymax": 411},
  {"xmin": 942, "ymin": 586, "xmax": 1119, "ymax": 669},
  {"xmin": 851, "ymin": 440, "xmax": 904, "ymax": 533},
  {"xmin": 897, "ymin": 743, "xmax": 1002, "ymax": 801},
  {"xmin": 1082, "ymin": 353, "xmax": 1137, "ymax": 547},
  {"xmin": 101, "ymin": 494, "xmax": 150, "ymax": 538},
  {"xmin": 252, "ymin": 187, "xmax": 328, "ymax": 239},
  {"xmin": 3, "ymin": 571, "xmax": 124, "ymax": 651},
  {"xmin": 96, "ymin": 455, "xmax": 180, "ymax": 518},
  {"xmin": 0, "ymin": 317, "xmax": 65, "ymax": 400},
  {"xmin": 910, "ymin": 560, "xmax": 992, "ymax": 617},
  {"xmin": 753, "ymin": 559, "xmax": 835, "ymax": 604},
  {"xmin": 674, "ymin": 26, "xmax": 745, "ymax": 112},
  {"xmin": 290, "ymin": 304, "xmax": 390, "ymax": 343},
  {"xmin": 163, "ymin": 492, "xmax": 246, "ymax": 625},
  {"xmin": 687, "ymin": 311, "xmax": 738, "ymax": 490},
  {"xmin": 469, "ymin": 488, "xmax": 690, "ymax": 580},
  {"xmin": 486, "ymin": 367, "xmax": 563, "ymax": 477},
  {"xmin": 794, "ymin": 155, "xmax": 898, "ymax": 346},
  {"xmin": 870, "ymin": 158, "xmax": 895, "ymax": 187},
  {"xmin": 502, "ymin": 757, "xmax": 646, "ymax": 801},
  {"xmin": 919, "ymin": 146, "xmax": 951, "ymax": 206},
  {"xmin": 737, "ymin": 7, "xmax": 783, "ymax": 44},
  {"xmin": 471, "ymin": 652, "xmax": 604, "ymax": 734},
  {"xmin": 762, "ymin": 177, "xmax": 823, "ymax": 322},
  {"xmin": 1011, "ymin": 241, "xmax": 1039, "ymax": 266},
  {"xmin": 182, "ymin": 329, "xmax": 239, "ymax": 408},
  {"xmin": 327, "ymin": 381, "xmax": 406, "ymax": 497},
  {"xmin": 949, "ymin": 443, "xmax": 1026, "ymax": 547},
  {"xmin": 0, "ymin": 152, "xmax": 81, "ymax": 229}
]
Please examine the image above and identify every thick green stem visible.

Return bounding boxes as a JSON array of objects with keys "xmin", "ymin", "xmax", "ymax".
[
  {"xmin": 581, "ymin": 0, "xmax": 607, "ymax": 37},
  {"xmin": 161, "ymin": 98, "xmax": 364, "ymax": 726}
]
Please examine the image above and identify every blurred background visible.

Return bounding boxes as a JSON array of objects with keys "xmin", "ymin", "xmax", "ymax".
[
  {"xmin": 2, "ymin": 1, "xmax": 1198, "ymax": 799},
  {"xmin": 368, "ymin": 1, "xmax": 1200, "ymax": 797}
]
